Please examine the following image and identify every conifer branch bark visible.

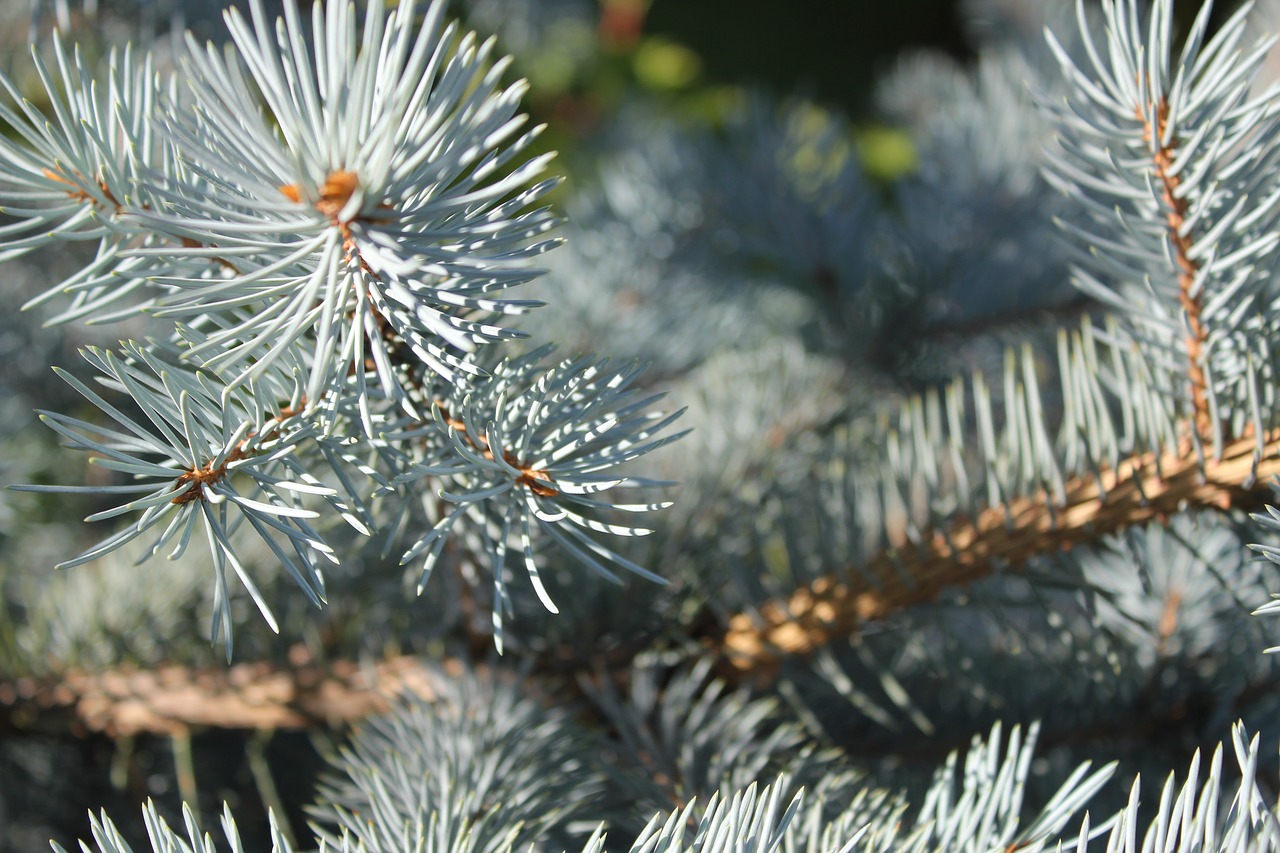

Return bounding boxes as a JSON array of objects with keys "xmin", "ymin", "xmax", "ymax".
[
  {"xmin": 1142, "ymin": 95, "xmax": 1213, "ymax": 442},
  {"xmin": 0, "ymin": 650, "xmax": 444, "ymax": 736},
  {"xmin": 721, "ymin": 427, "xmax": 1280, "ymax": 675}
]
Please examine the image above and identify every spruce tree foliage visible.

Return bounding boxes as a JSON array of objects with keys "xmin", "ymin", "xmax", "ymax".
[
  {"xmin": 12, "ymin": 0, "xmax": 1280, "ymax": 849},
  {"xmin": 5, "ymin": 0, "xmax": 680, "ymax": 658}
]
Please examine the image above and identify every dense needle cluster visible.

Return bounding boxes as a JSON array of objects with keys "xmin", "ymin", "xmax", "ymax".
[
  {"xmin": 15, "ymin": 0, "xmax": 1280, "ymax": 850},
  {"xmin": 5, "ymin": 0, "xmax": 679, "ymax": 656}
]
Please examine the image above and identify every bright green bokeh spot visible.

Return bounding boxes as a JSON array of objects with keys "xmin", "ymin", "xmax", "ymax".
[
  {"xmin": 633, "ymin": 36, "xmax": 702, "ymax": 91},
  {"xmin": 856, "ymin": 125, "xmax": 918, "ymax": 182}
]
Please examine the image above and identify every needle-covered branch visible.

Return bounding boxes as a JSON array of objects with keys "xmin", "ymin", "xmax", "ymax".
[{"xmin": 723, "ymin": 425, "xmax": 1280, "ymax": 674}]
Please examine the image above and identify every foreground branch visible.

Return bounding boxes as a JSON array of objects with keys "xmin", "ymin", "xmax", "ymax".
[
  {"xmin": 6, "ymin": 430, "xmax": 1278, "ymax": 733},
  {"xmin": 721, "ymin": 428, "xmax": 1280, "ymax": 675}
]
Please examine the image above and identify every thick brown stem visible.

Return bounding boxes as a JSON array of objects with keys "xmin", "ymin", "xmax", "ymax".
[
  {"xmin": 721, "ymin": 428, "xmax": 1280, "ymax": 676},
  {"xmin": 0, "ymin": 650, "xmax": 444, "ymax": 736}
]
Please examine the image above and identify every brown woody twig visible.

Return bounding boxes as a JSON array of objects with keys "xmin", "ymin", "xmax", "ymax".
[{"xmin": 721, "ymin": 428, "xmax": 1280, "ymax": 677}]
